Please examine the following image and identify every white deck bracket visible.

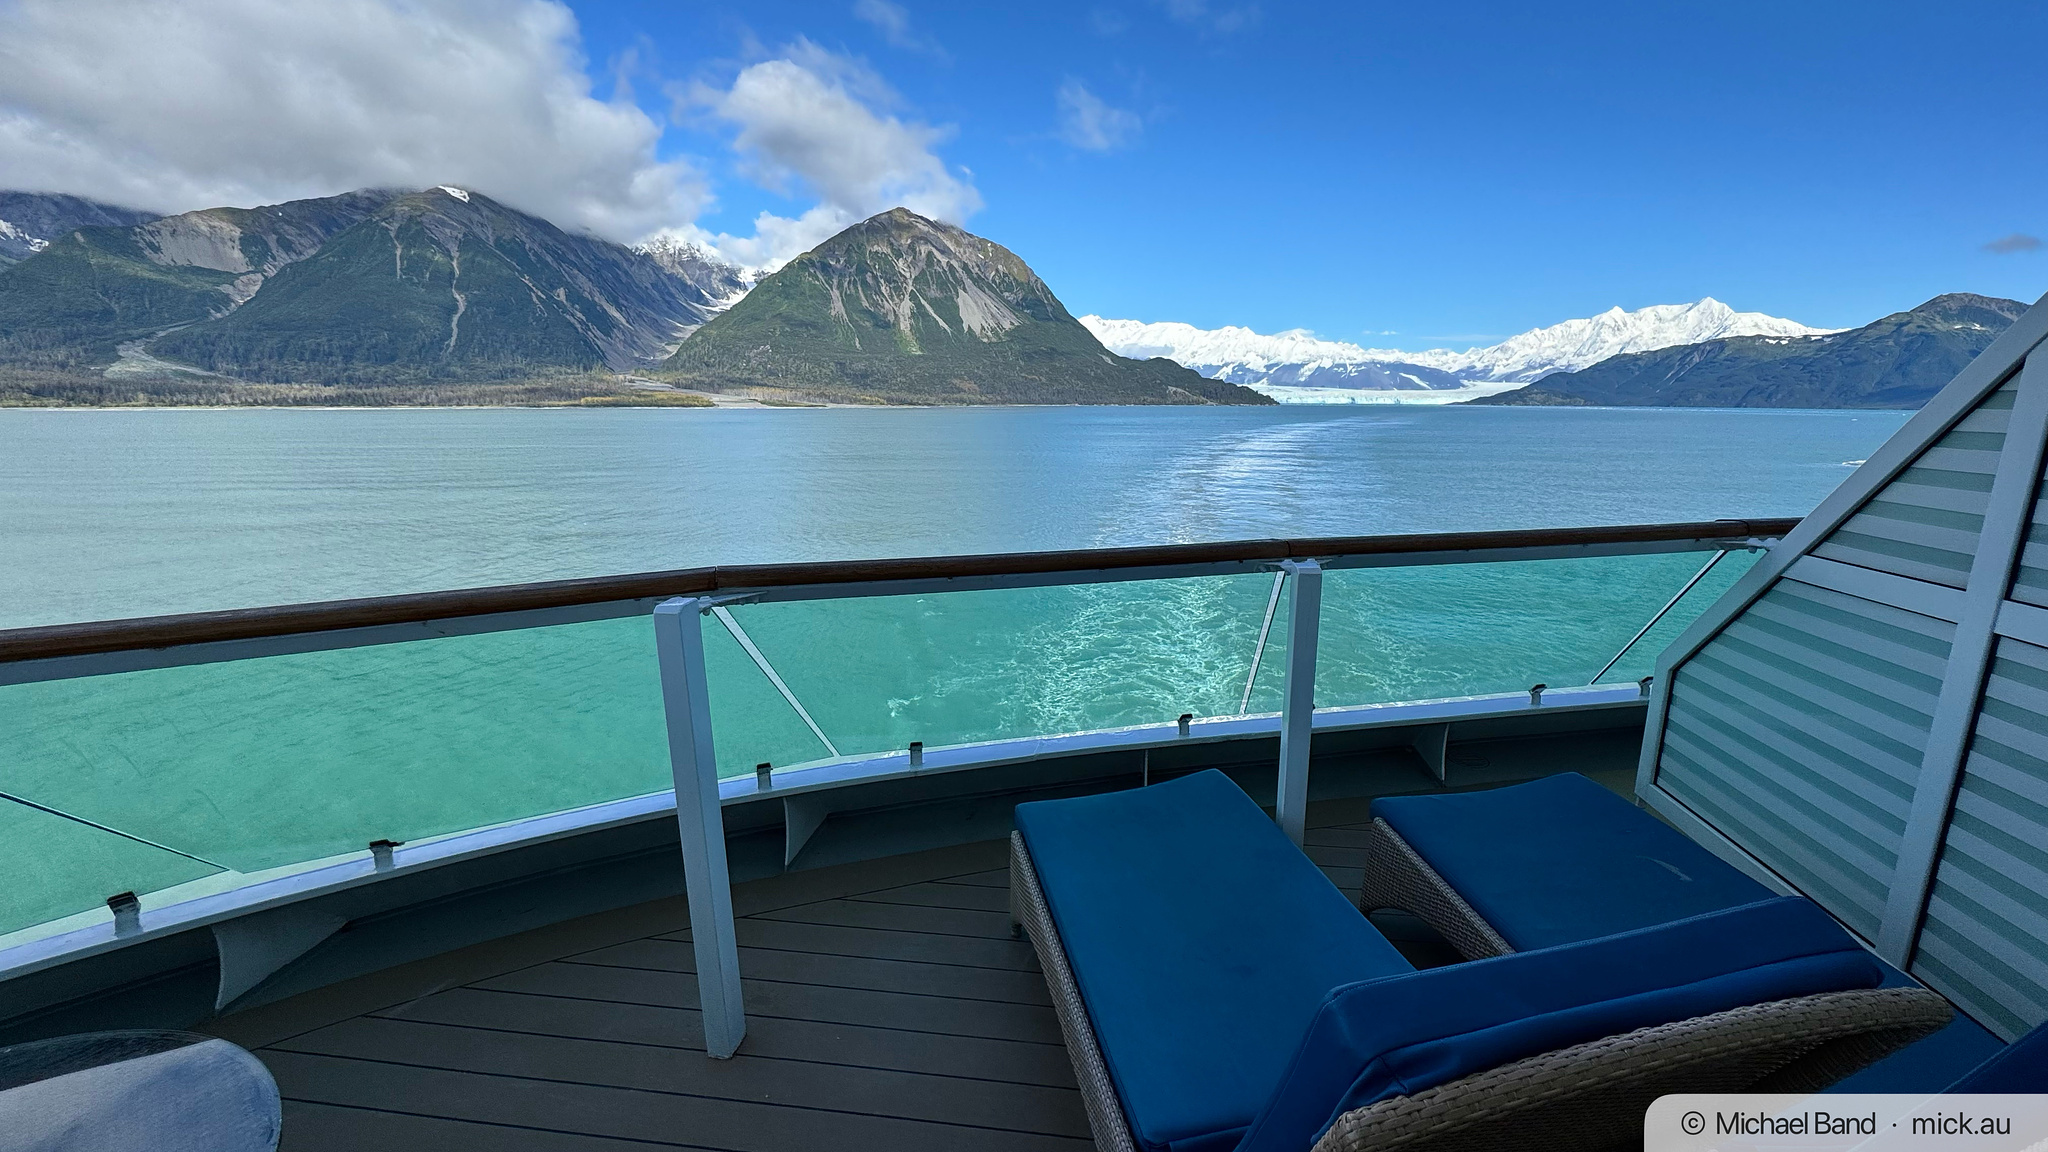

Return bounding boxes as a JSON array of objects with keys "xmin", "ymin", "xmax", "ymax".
[
  {"xmin": 654, "ymin": 596, "xmax": 747, "ymax": 1059},
  {"xmin": 212, "ymin": 905, "xmax": 346, "ymax": 1011},
  {"xmin": 783, "ymin": 794, "xmax": 833, "ymax": 866},
  {"xmin": 1410, "ymin": 722, "xmax": 1450, "ymax": 782},
  {"xmin": 1274, "ymin": 559, "xmax": 1323, "ymax": 846}
]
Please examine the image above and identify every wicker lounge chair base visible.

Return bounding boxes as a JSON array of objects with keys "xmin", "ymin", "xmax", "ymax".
[
  {"xmin": 1310, "ymin": 987, "xmax": 1950, "ymax": 1152},
  {"xmin": 1011, "ymin": 831, "xmax": 1137, "ymax": 1152},
  {"xmin": 1014, "ymin": 830, "xmax": 1951, "ymax": 1152},
  {"xmin": 1358, "ymin": 816, "xmax": 1512, "ymax": 961}
]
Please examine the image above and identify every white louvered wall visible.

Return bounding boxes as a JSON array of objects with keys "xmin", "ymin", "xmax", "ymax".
[
  {"xmin": 1809, "ymin": 387, "xmax": 2012, "ymax": 588},
  {"xmin": 1657, "ymin": 581, "xmax": 1947, "ymax": 939},
  {"xmin": 1641, "ymin": 297, "xmax": 2048, "ymax": 1042},
  {"xmin": 2008, "ymin": 456, "xmax": 2048, "ymax": 606},
  {"xmin": 1916, "ymin": 636, "xmax": 2048, "ymax": 1038}
]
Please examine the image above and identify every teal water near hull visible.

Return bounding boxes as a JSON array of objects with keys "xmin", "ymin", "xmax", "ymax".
[{"xmin": 0, "ymin": 405, "xmax": 1908, "ymax": 936}]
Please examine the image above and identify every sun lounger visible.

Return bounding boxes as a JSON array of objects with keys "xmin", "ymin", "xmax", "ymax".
[
  {"xmin": 1361, "ymin": 771, "xmax": 2006, "ymax": 1091},
  {"xmin": 1361, "ymin": 771, "xmax": 1773, "ymax": 958},
  {"xmin": 1009, "ymin": 770, "xmax": 1948, "ymax": 1152}
]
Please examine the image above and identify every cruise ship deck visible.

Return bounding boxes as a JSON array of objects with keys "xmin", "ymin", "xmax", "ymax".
[
  {"xmin": 0, "ymin": 498, "xmax": 2027, "ymax": 1148},
  {"xmin": 209, "ymin": 755, "xmax": 1628, "ymax": 1152}
]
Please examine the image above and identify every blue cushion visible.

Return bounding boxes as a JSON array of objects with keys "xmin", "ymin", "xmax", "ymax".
[
  {"xmin": 1947, "ymin": 1020, "xmax": 2048, "ymax": 1092},
  {"xmin": 1234, "ymin": 897, "xmax": 1883, "ymax": 1152},
  {"xmin": 1372, "ymin": 773, "xmax": 1775, "ymax": 950},
  {"xmin": 1015, "ymin": 770, "xmax": 1414, "ymax": 1152}
]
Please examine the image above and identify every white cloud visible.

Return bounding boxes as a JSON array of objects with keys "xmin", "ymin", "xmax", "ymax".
[
  {"xmin": 1160, "ymin": 0, "xmax": 1259, "ymax": 33},
  {"xmin": 0, "ymin": 4, "xmax": 979, "ymax": 269},
  {"xmin": 1088, "ymin": 9, "xmax": 1131, "ymax": 35},
  {"xmin": 852, "ymin": 0, "xmax": 946, "ymax": 58},
  {"xmin": 0, "ymin": 0, "xmax": 704, "ymax": 241},
  {"xmin": 1056, "ymin": 80, "xmax": 1141, "ymax": 152},
  {"xmin": 680, "ymin": 42, "xmax": 980, "ymax": 270}
]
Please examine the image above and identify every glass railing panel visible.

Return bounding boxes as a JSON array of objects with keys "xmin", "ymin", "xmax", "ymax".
[
  {"xmin": 1313, "ymin": 551, "xmax": 1750, "ymax": 707},
  {"xmin": 0, "ymin": 800, "xmax": 222, "ymax": 938},
  {"xmin": 0, "ymin": 614, "xmax": 688, "ymax": 875},
  {"xmin": 1591, "ymin": 548, "xmax": 1760, "ymax": 686},
  {"xmin": 701, "ymin": 612, "xmax": 838, "ymax": 776},
  {"xmin": 1242, "ymin": 577, "xmax": 1294, "ymax": 715},
  {"xmin": 715, "ymin": 573, "xmax": 1284, "ymax": 759}
]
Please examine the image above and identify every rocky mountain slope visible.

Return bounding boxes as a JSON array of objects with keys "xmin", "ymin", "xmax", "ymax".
[
  {"xmin": 1470, "ymin": 294, "xmax": 2028, "ymax": 408},
  {"xmin": 0, "ymin": 186, "xmax": 747, "ymax": 389},
  {"xmin": 0, "ymin": 191, "xmax": 160, "ymax": 265},
  {"xmin": 0, "ymin": 189, "xmax": 402, "ymax": 371},
  {"xmin": 661, "ymin": 208, "xmax": 1270, "ymax": 405},
  {"xmin": 1083, "ymin": 299, "xmax": 1833, "ymax": 400},
  {"xmin": 154, "ymin": 188, "xmax": 745, "ymax": 384}
]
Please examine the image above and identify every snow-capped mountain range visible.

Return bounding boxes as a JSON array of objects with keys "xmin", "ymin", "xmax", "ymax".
[{"xmin": 1081, "ymin": 299, "xmax": 1839, "ymax": 404}]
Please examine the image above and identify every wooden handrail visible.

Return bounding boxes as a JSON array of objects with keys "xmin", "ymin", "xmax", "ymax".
[{"xmin": 0, "ymin": 518, "xmax": 1797, "ymax": 664}]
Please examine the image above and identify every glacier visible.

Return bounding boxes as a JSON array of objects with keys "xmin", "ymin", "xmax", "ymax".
[{"xmin": 1083, "ymin": 299, "xmax": 1838, "ymax": 403}]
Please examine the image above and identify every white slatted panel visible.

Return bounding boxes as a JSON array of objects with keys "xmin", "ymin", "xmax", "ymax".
[
  {"xmin": 1642, "ymin": 301, "xmax": 2048, "ymax": 1043},
  {"xmin": 1913, "ymin": 636, "xmax": 2048, "ymax": 1040},
  {"xmin": 2006, "ymin": 449, "xmax": 2048, "ymax": 608},
  {"xmin": 1656, "ymin": 579, "xmax": 1950, "ymax": 938},
  {"xmin": 1810, "ymin": 385, "xmax": 2015, "ymax": 588}
]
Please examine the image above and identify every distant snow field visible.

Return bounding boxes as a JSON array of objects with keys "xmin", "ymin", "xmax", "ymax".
[
  {"xmin": 1254, "ymin": 383, "xmax": 1530, "ymax": 405},
  {"xmin": 1083, "ymin": 299, "xmax": 1839, "ymax": 403}
]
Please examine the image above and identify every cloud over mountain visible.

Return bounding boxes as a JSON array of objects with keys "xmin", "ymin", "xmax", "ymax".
[
  {"xmin": 0, "ymin": 2, "xmax": 977, "ymax": 270},
  {"xmin": 0, "ymin": 0, "xmax": 704, "ymax": 243},
  {"xmin": 675, "ymin": 41, "xmax": 980, "ymax": 271}
]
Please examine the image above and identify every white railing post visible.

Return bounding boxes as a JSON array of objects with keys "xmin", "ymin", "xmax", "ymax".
[
  {"xmin": 653, "ymin": 596, "xmax": 746, "ymax": 1059},
  {"xmin": 1274, "ymin": 559, "xmax": 1323, "ymax": 846}
]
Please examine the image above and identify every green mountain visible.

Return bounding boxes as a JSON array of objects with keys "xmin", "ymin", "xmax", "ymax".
[
  {"xmin": 1469, "ymin": 293, "xmax": 2030, "ymax": 408},
  {"xmin": 660, "ymin": 208, "xmax": 1272, "ymax": 405},
  {"xmin": 151, "ymin": 188, "xmax": 741, "ymax": 385},
  {"xmin": 0, "ymin": 189, "xmax": 398, "ymax": 372}
]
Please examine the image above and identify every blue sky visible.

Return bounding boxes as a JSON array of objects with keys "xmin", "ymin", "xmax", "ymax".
[
  {"xmin": 2, "ymin": 0, "xmax": 2042, "ymax": 349},
  {"xmin": 568, "ymin": 0, "xmax": 2046, "ymax": 346}
]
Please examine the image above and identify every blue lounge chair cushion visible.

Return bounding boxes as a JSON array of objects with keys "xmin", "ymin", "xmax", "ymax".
[
  {"xmin": 1373, "ymin": 773, "xmax": 2002, "ymax": 1091},
  {"xmin": 1015, "ymin": 770, "xmax": 1414, "ymax": 1152},
  {"xmin": 1372, "ymin": 772, "xmax": 1775, "ymax": 950},
  {"xmin": 1946, "ymin": 1019, "xmax": 2048, "ymax": 1092},
  {"xmin": 1234, "ymin": 897, "xmax": 1883, "ymax": 1152}
]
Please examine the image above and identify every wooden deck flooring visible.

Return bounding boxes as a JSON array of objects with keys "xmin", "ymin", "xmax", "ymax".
[{"xmin": 205, "ymin": 798, "xmax": 1445, "ymax": 1151}]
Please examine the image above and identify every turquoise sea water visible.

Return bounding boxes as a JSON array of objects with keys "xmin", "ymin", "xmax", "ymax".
[{"xmin": 0, "ymin": 404, "xmax": 1909, "ymax": 935}]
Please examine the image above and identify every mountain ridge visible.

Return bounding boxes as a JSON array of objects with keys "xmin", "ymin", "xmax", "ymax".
[
  {"xmin": 1083, "ymin": 298, "xmax": 1836, "ymax": 401},
  {"xmin": 0, "ymin": 186, "xmax": 749, "ymax": 396},
  {"xmin": 1, "ymin": 183, "xmax": 2020, "ymax": 411},
  {"xmin": 0, "ymin": 189, "xmax": 408, "ymax": 376},
  {"xmin": 1410, "ymin": 298, "xmax": 1835, "ymax": 382},
  {"xmin": 1468, "ymin": 293, "xmax": 2029, "ymax": 409},
  {"xmin": 152, "ymin": 187, "xmax": 745, "ymax": 384},
  {"xmin": 0, "ymin": 191, "xmax": 162, "ymax": 265},
  {"xmin": 659, "ymin": 208, "xmax": 1271, "ymax": 406}
]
